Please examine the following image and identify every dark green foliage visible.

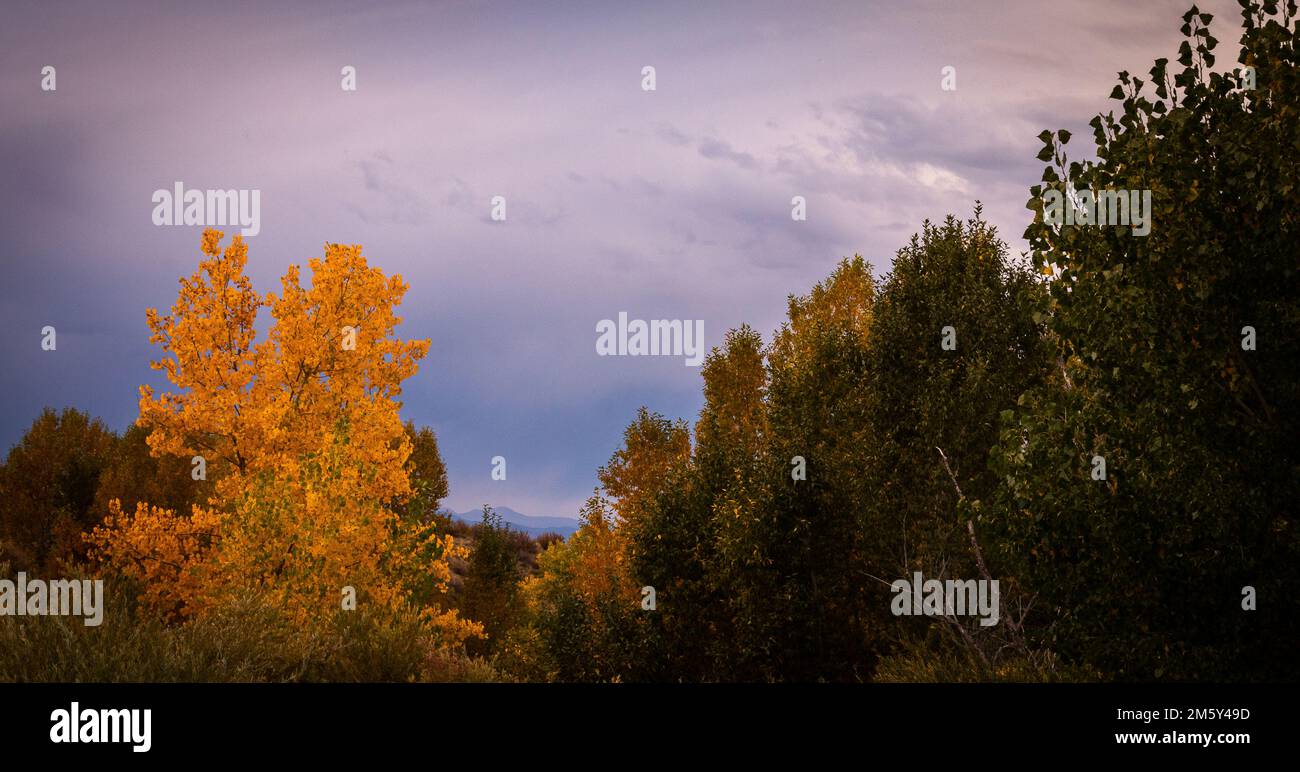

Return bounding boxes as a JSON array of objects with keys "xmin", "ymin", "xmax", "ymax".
[
  {"xmin": 860, "ymin": 213, "xmax": 1051, "ymax": 675},
  {"xmin": 991, "ymin": 0, "xmax": 1300, "ymax": 680},
  {"xmin": 866, "ymin": 212, "xmax": 1046, "ymax": 576},
  {"xmin": 627, "ymin": 463, "xmax": 724, "ymax": 680},
  {"xmin": 0, "ymin": 408, "xmax": 117, "ymax": 570},
  {"xmin": 397, "ymin": 421, "xmax": 451, "ymax": 528},
  {"xmin": 755, "ymin": 261, "xmax": 880, "ymax": 681},
  {"xmin": 608, "ymin": 237, "xmax": 1047, "ymax": 682},
  {"xmin": 92, "ymin": 421, "xmax": 212, "ymax": 524},
  {"xmin": 461, "ymin": 506, "xmax": 523, "ymax": 657}
]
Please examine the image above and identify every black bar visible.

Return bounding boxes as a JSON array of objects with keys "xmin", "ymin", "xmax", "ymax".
[{"xmin": 0, "ymin": 683, "xmax": 1287, "ymax": 760}]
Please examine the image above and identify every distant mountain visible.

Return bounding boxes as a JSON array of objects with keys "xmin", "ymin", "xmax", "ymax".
[{"xmin": 450, "ymin": 506, "xmax": 580, "ymax": 537}]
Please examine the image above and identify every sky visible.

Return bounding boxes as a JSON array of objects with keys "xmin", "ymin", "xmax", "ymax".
[{"xmin": 0, "ymin": 0, "xmax": 1243, "ymax": 518}]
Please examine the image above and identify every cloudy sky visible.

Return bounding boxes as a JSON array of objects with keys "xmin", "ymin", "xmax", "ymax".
[{"xmin": 0, "ymin": 0, "xmax": 1242, "ymax": 517}]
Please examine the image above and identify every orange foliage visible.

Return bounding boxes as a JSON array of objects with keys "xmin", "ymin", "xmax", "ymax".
[{"xmin": 90, "ymin": 230, "xmax": 476, "ymax": 644}]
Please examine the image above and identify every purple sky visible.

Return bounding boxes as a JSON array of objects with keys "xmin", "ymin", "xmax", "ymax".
[{"xmin": 0, "ymin": 0, "xmax": 1241, "ymax": 517}]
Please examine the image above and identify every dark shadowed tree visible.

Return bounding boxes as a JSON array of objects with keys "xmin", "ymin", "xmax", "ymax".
[
  {"xmin": 0, "ymin": 408, "xmax": 117, "ymax": 570},
  {"xmin": 990, "ymin": 0, "xmax": 1300, "ymax": 680},
  {"xmin": 93, "ymin": 421, "xmax": 213, "ymax": 539},
  {"xmin": 398, "ymin": 421, "xmax": 450, "ymax": 527},
  {"xmin": 461, "ymin": 506, "xmax": 523, "ymax": 657}
]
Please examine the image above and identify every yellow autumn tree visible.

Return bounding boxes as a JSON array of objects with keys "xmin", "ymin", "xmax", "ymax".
[
  {"xmin": 596, "ymin": 406, "xmax": 690, "ymax": 529},
  {"xmin": 89, "ymin": 229, "xmax": 477, "ymax": 645}
]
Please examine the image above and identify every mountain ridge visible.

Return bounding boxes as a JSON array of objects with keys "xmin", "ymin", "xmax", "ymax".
[{"xmin": 448, "ymin": 506, "xmax": 579, "ymax": 537}]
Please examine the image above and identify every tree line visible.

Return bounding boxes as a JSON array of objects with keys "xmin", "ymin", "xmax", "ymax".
[{"xmin": 494, "ymin": 2, "xmax": 1300, "ymax": 682}]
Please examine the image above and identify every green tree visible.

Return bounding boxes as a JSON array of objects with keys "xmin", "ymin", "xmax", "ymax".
[
  {"xmin": 635, "ymin": 327, "xmax": 770, "ymax": 680},
  {"xmin": 396, "ymin": 421, "xmax": 450, "ymax": 526},
  {"xmin": 92, "ymin": 421, "xmax": 213, "ymax": 536},
  {"xmin": 461, "ymin": 506, "xmax": 523, "ymax": 657},
  {"xmin": 0, "ymin": 407, "xmax": 116, "ymax": 570},
  {"xmin": 990, "ymin": 1, "xmax": 1300, "ymax": 680},
  {"xmin": 750, "ymin": 259, "xmax": 880, "ymax": 681},
  {"xmin": 866, "ymin": 212, "xmax": 1047, "ymax": 583},
  {"xmin": 862, "ymin": 211, "xmax": 1050, "ymax": 680}
]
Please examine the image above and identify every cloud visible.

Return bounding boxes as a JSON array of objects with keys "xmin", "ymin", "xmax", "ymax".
[
  {"xmin": 349, "ymin": 155, "xmax": 432, "ymax": 225},
  {"xmin": 0, "ymin": 0, "xmax": 1245, "ymax": 513},
  {"xmin": 698, "ymin": 137, "xmax": 759, "ymax": 170},
  {"xmin": 654, "ymin": 123, "xmax": 691, "ymax": 146}
]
